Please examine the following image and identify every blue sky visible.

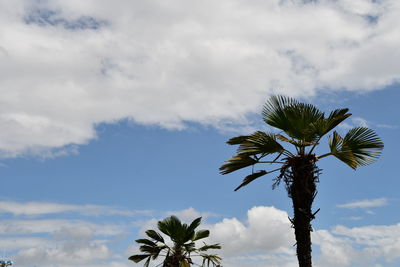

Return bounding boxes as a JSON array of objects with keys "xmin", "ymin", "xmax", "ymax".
[{"xmin": 1, "ymin": 0, "xmax": 400, "ymax": 266}]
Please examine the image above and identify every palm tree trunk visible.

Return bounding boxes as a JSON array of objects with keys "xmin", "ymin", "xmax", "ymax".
[
  {"xmin": 164, "ymin": 249, "xmax": 186, "ymax": 267},
  {"xmin": 289, "ymin": 155, "xmax": 318, "ymax": 267}
]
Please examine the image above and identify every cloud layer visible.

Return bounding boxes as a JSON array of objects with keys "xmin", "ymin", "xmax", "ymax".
[
  {"xmin": 337, "ymin": 197, "xmax": 388, "ymax": 209},
  {"xmin": 0, "ymin": 201, "xmax": 399, "ymax": 266},
  {"xmin": 1, "ymin": 0, "xmax": 400, "ymax": 156},
  {"xmin": 0, "ymin": 201, "xmax": 149, "ymax": 216}
]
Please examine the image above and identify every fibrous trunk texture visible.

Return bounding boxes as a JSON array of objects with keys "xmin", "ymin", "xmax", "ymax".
[
  {"xmin": 288, "ymin": 155, "xmax": 318, "ymax": 267},
  {"xmin": 163, "ymin": 253, "xmax": 183, "ymax": 267}
]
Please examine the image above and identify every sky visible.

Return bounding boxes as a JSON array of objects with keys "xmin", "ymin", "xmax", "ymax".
[{"xmin": 0, "ymin": 0, "xmax": 399, "ymax": 266}]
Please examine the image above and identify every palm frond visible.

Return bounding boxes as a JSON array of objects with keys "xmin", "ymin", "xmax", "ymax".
[
  {"xmin": 220, "ymin": 131, "xmax": 286, "ymax": 174},
  {"xmin": 236, "ymin": 131, "xmax": 284, "ymax": 156},
  {"xmin": 310, "ymin": 108, "xmax": 351, "ymax": 138},
  {"xmin": 219, "ymin": 155, "xmax": 257, "ymax": 175},
  {"xmin": 144, "ymin": 257, "xmax": 151, "ymax": 267},
  {"xmin": 187, "ymin": 217, "xmax": 202, "ymax": 234},
  {"xmin": 129, "ymin": 254, "xmax": 151, "ymax": 263},
  {"xmin": 262, "ymin": 95, "xmax": 297, "ymax": 133},
  {"xmin": 234, "ymin": 170, "xmax": 267, "ymax": 191},
  {"xmin": 198, "ymin": 244, "xmax": 222, "ymax": 251},
  {"xmin": 158, "ymin": 216, "xmax": 182, "ymax": 242},
  {"xmin": 139, "ymin": 244, "xmax": 162, "ymax": 254},
  {"xmin": 192, "ymin": 230, "xmax": 210, "ymax": 241},
  {"xmin": 226, "ymin": 135, "xmax": 250, "ymax": 145},
  {"xmin": 262, "ymin": 95, "xmax": 324, "ymax": 141},
  {"xmin": 328, "ymin": 127, "xmax": 384, "ymax": 169},
  {"xmin": 146, "ymin": 229, "xmax": 165, "ymax": 243},
  {"xmin": 200, "ymin": 254, "xmax": 222, "ymax": 267},
  {"xmin": 136, "ymin": 239, "xmax": 157, "ymax": 247}
]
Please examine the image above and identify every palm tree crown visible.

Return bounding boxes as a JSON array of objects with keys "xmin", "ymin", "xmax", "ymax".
[
  {"xmin": 220, "ymin": 95, "xmax": 383, "ymax": 267},
  {"xmin": 129, "ymin": 216, "xmax": 221, "ymax": 267}
]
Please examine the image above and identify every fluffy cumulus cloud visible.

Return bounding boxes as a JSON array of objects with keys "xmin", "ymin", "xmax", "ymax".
[
  {"xmin": 313, "ymin": 223, "xmax": 400, "ymax": 266},
  {"xmin": 0, "ymin": 0, "xmax": 399, "ymax": 157},
  {"xmin": 208, "ymin": 206, "xmax": 294, "ymax": 256},
  {"xmin": 135, "ymin": 206, "xmax": 297, "ymax": 267},
  {"xmin": 209, "ymin": 207, "xmax": 400, "ymax": 266},
  {"xmin": 1, "ymin": 201, "xmax": 400, "ymax": 266}
]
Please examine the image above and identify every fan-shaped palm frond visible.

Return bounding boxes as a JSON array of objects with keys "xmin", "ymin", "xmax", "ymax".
[
  {"xmin": 158, "ymin": 215, "xmax": 186, "ymax": 244},
  {"xmin": 327, "ymin": 127, "xmax": 384, "ymax": 169},
  {"xmin": 262, "ymin": 95, "xmax": 326, "ymax": 141},
  {"xmin": 236, "ymin": 131, "xmax": 284, "ymax": 155},
  {"xmin": 219, "ymin": 155, "xmax": 257, "ymax": 175},
  {"xmin": 146, "ymin": 229, "xmax": 164, "ymax": 243},
  {"xmin": 192, "ymin": 230, "xmax": 210, "ymax": 241},
  {"xmin": 220, "ymin": 131, "xmax": 289, "ymax": 175},
  {"xmin": 311, "ymin": 108, "xmax": 351, "ymax": 137}
]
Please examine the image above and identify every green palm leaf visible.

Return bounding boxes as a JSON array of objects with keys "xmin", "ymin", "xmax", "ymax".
[
  {"xmin": 139, "ymin": 245, "xmax": 161, "ymax": 254},
  {"xmin": 236, "ymin": 131, "xmax": 284, "ymax": 155},
  {"xmin": 192, "ymin": 230, "xmax": 210, "ymax": 241},
  {"xmin": 234, "ymin": 170, "xmax": 267, "ymax": 191},
  {"xmin": 129, "ymin": 254, "xmax": 150, "ymax": 263},
  {"xmin": 187, "ymin": 217, "xmax": 202, "ymax": 234},
  {"xmin": 145, "ymin": 229, "xmax": 164, "ymax": 243},
  {"xmin": 328, "ymin": 127, "xmax": 384, "ymax": 169},
  {"xmin": 262, "ymin": 95, "xmax": 325, "ymax": 141},
  {"xmin": 201, "ymin": 254, "xmax": 222, "ymax": 267},
  {"xmin": 219, "ymin": 155, "xmax": 257, "ymax": 175},
  {"xmin": 198, "ymin": 244, "xmax": 222, "ymax": 251},
  {"xmin": 226, "ymin": 135, "xmax": 250, "ymax": 145},
  {"xmin": 310, "ymin": 108, "xmax": 351, "ymax": 138},
  {"xmin": 136, "ymin": 239, "xmax": 157, "ymax": 247},
  {"xmin": 158, "ymin": 216, "xmax": 183, "ymax": 243}
]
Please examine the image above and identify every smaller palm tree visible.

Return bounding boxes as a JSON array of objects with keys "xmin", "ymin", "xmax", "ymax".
[{"xmin": 129, "ymin": 216, "xmax": 222, "ymax": 267}]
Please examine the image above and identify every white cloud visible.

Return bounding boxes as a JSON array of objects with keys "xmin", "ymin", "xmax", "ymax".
[
  {"xmin": 208, "ymin": 206, "xmax": 294, "ymax": 257},
  {"xmin": 0, "ymin": 219, "xmax": 124, "ymax": 237},
  {"xmin": 0, "ymin": 201, "xmax": 149, "ymax": 216},
  {"xmin": 0, "ymin": 0, "xmax": 399, "ymax": 157},
  {"xmin": 3, "ymin": 203, "xmax": 400, "ymax": 266},
  {"xmin": 376, "ymin": 123, "xmax": 398, "ymax": 129},
  {"xmin": 337, "ymin": 198, "xmax": 388, "ymax": 209},
  {"xmin": 344, "ymin": 216, "xmax": 363, "ymax": 221},
  {"xmin": 313, "ymin": 229, "xmax": 359, "ymax": 267},
  {"xmin": 352, "ymin": 117, "xmax": 369, "ymax": 127},
  {"xmin": 313, "ymin": 223, "xmax": 400, "ymax": 266},
  {"xmin": 14, "ymin": 239, "xmax": 111, "ymax": 266},
  {"xmin": 165, "ymin": 207, "xmax": 217, "ymax": 222}
]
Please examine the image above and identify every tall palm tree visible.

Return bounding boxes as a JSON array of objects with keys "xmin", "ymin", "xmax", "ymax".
[
  {"xmin": 220, "ymin": 95, "xmax": 383, "ymax": 267},
  {"xmin": 129, "ymin": 216, "xmax": 222, "ymax": 267}
]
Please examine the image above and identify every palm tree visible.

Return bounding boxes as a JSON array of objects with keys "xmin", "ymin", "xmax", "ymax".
[
  {"xmin": 220, "ymin": 95, "xmax": 383, "ymax": 267},
  {"xmin": 129, "ymin": 216, "xmax": 222, "ymax": 267}
]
